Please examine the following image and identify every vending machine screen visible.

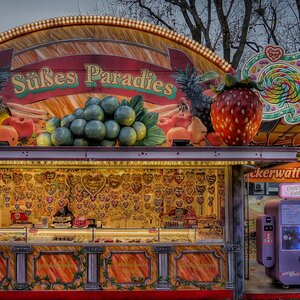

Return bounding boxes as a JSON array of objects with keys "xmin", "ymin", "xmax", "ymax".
[
  {"xmin": 282, "ymin": 204, "xmax": 300, "ymax": 225},
  {"xmin": 282, "ymin": 226, "xmax": 300, "ymax": 250}
]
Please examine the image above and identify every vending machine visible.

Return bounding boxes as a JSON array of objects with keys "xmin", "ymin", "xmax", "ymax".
[{"xmin": 256, "ymin": 196, "xmax": 300, "ymax": 286}]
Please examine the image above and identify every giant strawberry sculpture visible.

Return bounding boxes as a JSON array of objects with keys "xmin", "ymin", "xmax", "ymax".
[{"xmin": 210, "ymin": 74, "xmax": 263, "ymax": 146}]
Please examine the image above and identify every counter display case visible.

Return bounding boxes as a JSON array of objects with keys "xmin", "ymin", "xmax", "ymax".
[
  {"xmin": 0, "ymin": 227, "xmax": 224, "ymax": 244},
  {"xmin": 0, "ymin": 228, "xmax": 26, "ymax": 243}
]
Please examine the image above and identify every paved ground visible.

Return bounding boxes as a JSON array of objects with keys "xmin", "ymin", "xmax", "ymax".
[{"xmin": 245, "ymin": 259, "xmax": 300, "ymax": 294}]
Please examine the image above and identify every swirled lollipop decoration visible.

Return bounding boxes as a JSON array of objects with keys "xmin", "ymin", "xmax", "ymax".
[{"xmin": 258, "ymin": 63, "xmax": 300, "ymax": 105}]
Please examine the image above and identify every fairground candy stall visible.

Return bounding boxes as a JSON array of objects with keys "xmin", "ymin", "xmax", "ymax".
[{"xmin": 0, "ymin": 16, "xmax": 298, "ymax": 300}]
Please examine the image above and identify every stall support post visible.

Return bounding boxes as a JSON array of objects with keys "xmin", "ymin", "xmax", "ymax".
[
  {"xmin": 83, "ymin": 246, "xmax": 104, "ymax": 290},
  {"xmin": 153, "ymin": 246, "xmax": 173, "ymax": 290},
  {"xmin": 232, "ymin": 165, "xmax": 244, "ymax": 300},
  {"xmin": 10, "ymin": 246, "xmax": 33, "ymax": 290}
]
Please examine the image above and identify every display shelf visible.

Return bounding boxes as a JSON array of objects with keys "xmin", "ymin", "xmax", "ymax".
[{"xmin": 0, "ymin": 227, "xmax": 224, "ymax": 245}]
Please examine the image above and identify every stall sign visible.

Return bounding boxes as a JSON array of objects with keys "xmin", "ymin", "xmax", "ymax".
[{"xmin": 279, "ymin": 183, "xmax": 300, "ymax": 199}]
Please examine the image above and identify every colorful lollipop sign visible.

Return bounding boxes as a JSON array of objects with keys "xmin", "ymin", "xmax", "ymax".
[{"xmin": 242, "ymin": 45, "xmax": 300, "ymax": 124}]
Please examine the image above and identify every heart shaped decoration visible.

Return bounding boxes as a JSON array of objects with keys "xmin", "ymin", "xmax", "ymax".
[
  {"xmin": 89, "ymin": 203, "xmax": 96, "ymax": 210},
  {"xmin": 155, "ymin": 207, "xmax": 161, "ymax": 213},
  {"xmin": 46, "ymin": 196, "xmax": 53, "ymax": 204},
  {"xmin": 131, "ymin": 173, "xmax": 142, "ymax": 183},
  {"xmin": 37, "ymin": 195, "xmax": 43, "ymax": 201},
  {"xmin": 25, "ymin": 201, "xmax": 33, "ymax": 209},
  {"xmin": 3, "ymin": 186, "xmax": 10, "ymax": 193},
  {"xmin": 176, "ymin": 200, "xmax": 183, "ymax": 207},
  {"xmin": 26, "ymin": 192, "xmax": 33, "ymax": 199},
  {"xmin": 27, "ymin": 183, "xmax": 35, "ymax": 191},
  {"xmin": 105, "ymin": 196, "xmax": 111, "ymax": 202},
  {"xmin": 44, "ymin": 171, "xmax": 56, "ymax": 183},
  {"xmin": 195, "ymin": 172, "xmax": 206, "ymax": 183},
  {"xmin": 112, "ymin": 200, "xmax": 119, "ymax": 208},
  {"xmin": 122, "ymin": 173, "xmax": 131, "ymax": 182},
  {"xmin": 154, "ymin": 174, "xmax": 161, "ymax": 181},
  {"xmin": 186, "ymin": 187, "xmax": 194, "ymax": 196},
  {"xmin": 66, "ymin": 174, "xmax": 77, "ymax": 187},
  {"xmin": 46, "ymin": 206, "xmax": 53, "ymax": 213},
  {"xmin": 56, "ymin": 174, "xmax": 66, "ymax": 182},
  {"xmin": 144, "ymin": 185, "xmax": 151, "ymax": 194},
  {"xmin": 265, "ymin": 45, "xmax": 285, "ymax": 62},
  {"xmin": 122, "ymin": 193, "xmax": 130, "ymax": 200},
  {"xmin": 186, "ymin": 170, "xmax": 195, "ymax": 180},
  {"xmin": 2, "ymin": 173, "xmax": 12, "ymax": 184},
  {"xmin": 165, "ymin": 196, "xmax": 172, "ymax": 203},
  {"xmin": 164, "ymin": 187, "xmax": 173, "ymax": 195},
  {"xmin": 34, "ymin": 174, "xmax": 45, "ymax": 184},
  {"xmin": 208, "ymin": 186, "xmax": 215, "ymax": 195},
  {"xmin": 144, "ymin": 203, "xmax": 151, "ymax": 209},
  {"xmin": 14, "ymin": 203, "xmax": 20, "ymax": 209},
  {"xmin": 133, "ymin": 196, "xmax": 140, "ymax": 203},
  {"xmin": 59, "ymin": 199, "xmax": 65, "ymax": 207},
  {"xmin": 77, "ymin": 203, "xmax": 83, "ymax": 210},
  {"xmin": 196, "ymin": 196, "xmax": 204, "ymax": 205},
  {"xmin": 58, "ymin": 183, "xmax": 67, "ymax": 192},
  {"xmin": 99, "ymin": 203, "xmax": 105, "ymax": 210},
  {"xmin": 208, "ymin": 196, "xmax": 214, "ymax": 207},
  {"xmin": 206, "ymin": 174, "xmax": 216, "ymax": 185},
  {"xmin": 173, "ymin": 171, "xmax": 185, "ymax": 184},
  {"xmin": 104, "ymin": 185, "xmax": 111, "ymax": 193},
  {"xmin": 24, "ymin": 173, "xmax": 32, "ymax": 182},
  {"xmin": 104, "ymin": 202, "xmax": 110, "ymax": 210},
  {"xmin": 163, "ymin": 174, "xmax": 173, "ymax": 185},
  {"xmin": 154, "ymin": 198, "xmax": 162, "ymax": 206},
  {"xmin": 45, "ymin": 184, "xmax": 57, "ymax": 195},
  {"xmin": 123, "ymin": 201, "xmax": 129, "ymax": 208},
  {"xmin": 122, "ymin": 183, "xmax": 131, "ymax": 191},
  {"xmin": 99, "ymin": 195, "xmax": 106, "ymax": 202},
  {"xmin": 37, "ymin": 203, "xmax": 43, "ymax": 209},
  {"xmin": 134, "ymin": 204, "xmax": 140, "ymax": 211},
  {"xmin": 218, "ymin": 172, "xmax": 225, "ymax": 181},
  {"xmin": 76, "ymin": 194, "xmax": 83, "ymax": 202},
  {"xmin": 68, "ymin": 195, "xmax": 75, "ymax": 203},
  {"xmin": 25, "ymin": 210, "xmax": 31, "ymax": 217},
  {"xmin": 131, "ymin": 182, "xmax": 142, "ymax": 194},
  {"xmin": 83, "ymin": 209, "xmax": 89, "ymax": 216},
  {"xmin": 82, "ymin": 174, "xmax": 106, "ymax": 197},
  {"xmin": 155, "ymin": 190, "xmax": 162, "ymax": 197},
  {"xmin": 144, "ymin": 195, "xmax": 151, "ymax": 202},
  {"xmin": 12, "ymin": 173, "xmax": 23, "ymax": 185},
  {"xmin": 4, "ymin": 196, "xmax": 10, "ymax": 202},
  {"xmin": 196, "ymin": 185, "xmax": 206, "ymax": 195},
  {"xmin": 111, "ymin": 191, "xmax": 119, "ymax": 200},
  {"xmin": 142, "ymin": 173, "xmax": 154, "ymax": 184},
  {"xmin": 185, "ymin": 196, "xmax": 194, "ymax": 204},
  {"xmin": 98, "ymin": 212, "xmax": 106, "ymax": 219},
  {"xmin": 36, "ymin": 186, "xmax": 44, "ymax": 194},
  {"xmin": 108, "ymin": 174, "xmax": 122, "ymax": 188},
  {"xmin": 5, "ymin": 203, "xmax": 9, "ymax": 208},
  {"xmin": 174, "ymin": 187, "xmax": 184, "ymax": 198}
]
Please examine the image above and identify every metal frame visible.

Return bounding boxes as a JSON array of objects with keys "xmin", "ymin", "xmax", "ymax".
[{"xmin": 0, "ymin": 146, "xmax": 298, "ymax": 162}]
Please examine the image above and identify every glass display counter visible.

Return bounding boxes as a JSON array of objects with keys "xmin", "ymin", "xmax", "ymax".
[{"xmin": 0, "ymin": 227, "xmax": 224, "ymax": 244}]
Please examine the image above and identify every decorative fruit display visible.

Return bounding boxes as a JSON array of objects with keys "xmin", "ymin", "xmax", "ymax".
[
  {"xmin": 210, "ymin": 74, "xmax": 263, "ymax": 146},
  {"xmin": 173, "ymin": 66, "xmax": 220, "ymax": 133},
  {"xmin": 37, "ymin": 95, "xmax": 166, "ymax": 147}
]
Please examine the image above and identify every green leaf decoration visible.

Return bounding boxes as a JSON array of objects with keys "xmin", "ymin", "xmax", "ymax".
[
  {"xmin": 129, "ymin": 95, "xmax": 144, "ymax": 113},
  {"xmin": 139, "ymin": 112, "xmax": 158, "ymax": 129},
  {"xmin": 214, "ymin": 73, "xmax": 263, "ymax": 93},
  {"xmin": 120, "ymin": 99, "xmax": 130, "ymax": 106},
  {"xmin": 135, "ymin": 108, "xmax": 148, "ymax": 122},
  {"xmin": 198, "ymin": 71, "xmax": 219, "ymax": 83},
  {"xmin": 140, "ymin": 126, "xmax": 166, "ymax": 146}
]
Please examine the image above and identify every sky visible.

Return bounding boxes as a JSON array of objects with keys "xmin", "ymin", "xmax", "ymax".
[{"xmin": 0, "ymin": 0, "xmax": 112, "ymax": 33}]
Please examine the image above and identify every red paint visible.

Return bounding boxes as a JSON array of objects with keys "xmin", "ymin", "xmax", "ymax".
[{"xmin": 0, "ymin": 290, "xmax": 233, "ymax": 300}]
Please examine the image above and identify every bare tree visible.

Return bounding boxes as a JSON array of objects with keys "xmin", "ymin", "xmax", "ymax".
[{"xmin": 88, "ymin": 0, "xmax": 300, "ymax": 69}]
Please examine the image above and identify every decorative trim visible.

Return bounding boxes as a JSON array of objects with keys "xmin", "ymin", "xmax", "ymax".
[
  {"xmin": 0, "ymin": 16, "xmax": 233, "ymax": 73},
  {"xmin": 174, "ymin": 250, "xmax": 222, "ymax": 284},
  {"xmin": 153, "ymin": 246, "xmax": 173, "ymax": 254},
  {"xmin": 104, "ymin": 251, "xmax": 152, "ymax": 286},
  {"xmin": 83, "ymin": 246, "xmax": 104, "ymax": 254},
  {"xmin": 10, "ymin": 246, "xmax": 33, "ymax": 254}
]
